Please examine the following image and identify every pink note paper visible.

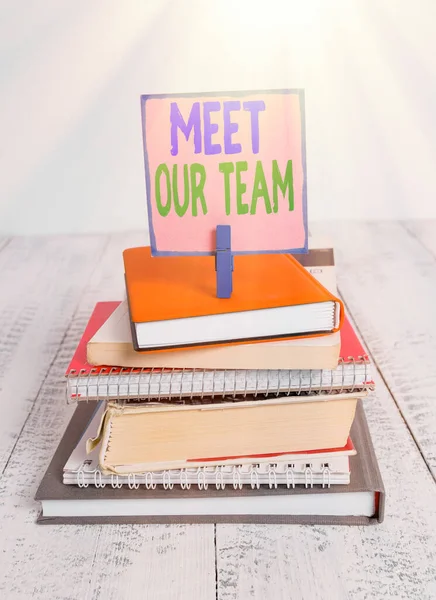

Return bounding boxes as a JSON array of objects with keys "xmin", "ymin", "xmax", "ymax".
[{"xmin": 141, "ymin": 90, "xmax": 307, "ymax": 255}]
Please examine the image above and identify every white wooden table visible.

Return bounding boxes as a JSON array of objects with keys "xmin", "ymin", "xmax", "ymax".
[{"xmin": 0, "ymin": 221, "xmax": 435, "ymax": 599}]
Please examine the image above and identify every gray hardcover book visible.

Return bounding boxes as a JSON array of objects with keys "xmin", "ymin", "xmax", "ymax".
[{"xmin": 35, "ymin": 400, "xmax": 385, "ymax": 525}]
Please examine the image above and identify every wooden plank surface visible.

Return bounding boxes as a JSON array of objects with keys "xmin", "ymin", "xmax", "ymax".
[
  {"xmin": 0, "ymin": 224, "xmax": 435, "ymax": 599},
  {"xmin": 0, "ymin": 237, "xmax": 10, "ymax": 253},
  {"xmin": 218, "ymin": 221, "xmax": 436, "ymax": 599},
  {"xmin": 0, "ymin": 234, "xmax": 108, "ymax": 473},
  {"xmin": 404, "ymin": 219, "xmax": 436, "ymax": 257},
  {"xmin": 314, "ymin": 220, "xmax": 436, "ymax": 479},
  {"xmin": 0, "ymin": 232, "xmax": 216, "ymax": 600},
  {"xmin": 216, "ymin": 372, "xmax": 436, "ymax": 600}
]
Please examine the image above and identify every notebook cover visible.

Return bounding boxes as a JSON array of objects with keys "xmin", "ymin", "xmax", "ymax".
[
  {"xmin": 123, "ymin": 246, "xmax": 343, "ymax": 350},
  {"xmin": 66, "ymin": 304, "xmax": 365, "ymax": 377},
  {"xmin": 35, "ymin": 400, "xmax": 385, "ymax": 525}
]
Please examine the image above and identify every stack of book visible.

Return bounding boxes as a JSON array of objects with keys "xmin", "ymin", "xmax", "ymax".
[{"xmin": 36, "ymin": 239, "xmax": 384, "ymax": 525}]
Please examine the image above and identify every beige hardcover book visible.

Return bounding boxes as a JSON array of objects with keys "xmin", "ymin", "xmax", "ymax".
[
  {"xmin": 87, "ymin": 392, "xmax": 366, "ymax": 473},
  {"xmin": 63, "ymin": 400, "xmax": 354, "ymax": 487},
  {"xmin": 87, "ymin": 300, "xmax": 341, "ymax": 370}
]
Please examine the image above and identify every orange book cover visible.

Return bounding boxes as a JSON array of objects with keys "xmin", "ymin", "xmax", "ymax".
[{"xmin": 123, "ymin": 247, "xmax": 343, "ymax": 350}]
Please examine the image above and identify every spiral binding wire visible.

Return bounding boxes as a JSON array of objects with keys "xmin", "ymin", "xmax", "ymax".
[
  {"xmin": 69, "ymin": 462, "xmax": 342, "ymax": 490},
  {"xmin": 66, "ymin": 359, "xmax": 374, "ymax": 404}
]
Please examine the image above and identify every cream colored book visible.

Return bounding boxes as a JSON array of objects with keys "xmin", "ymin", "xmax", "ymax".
[
  {"xmin": 86, "ymin": 300, "xmax": 341, "ymax": 370},
  {"xmin": 64, "ymin": 402, "xmax": 354, "ymax": 488},
  {"xmin": 87, "ymin": 392, "xmax": 365, "ymax": 474},
  {"xmin": 68, "ymin": 306, "xmax": 371, "ymax": 402}
]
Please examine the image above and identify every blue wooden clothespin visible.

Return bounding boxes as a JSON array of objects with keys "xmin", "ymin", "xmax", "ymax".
[{"xmin": 215, "ymin": 225, "xmax": 233, "ymax": 298}]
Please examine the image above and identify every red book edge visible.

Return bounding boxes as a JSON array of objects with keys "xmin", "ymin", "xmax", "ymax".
[
  {"xmin": 187, "ymin": 436, "xmax": 356, "ymax": 463},
  {"xmin": 66, "ymin": 301, "xmax": 370, "ymax": 377}
]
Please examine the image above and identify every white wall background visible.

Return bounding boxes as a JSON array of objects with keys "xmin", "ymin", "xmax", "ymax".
[{"xmin": 1, "ymin": 0, "xmax": 435, "ymax": 235}]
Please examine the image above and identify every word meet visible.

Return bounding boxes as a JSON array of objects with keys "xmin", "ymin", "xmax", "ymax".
[{"xmin": 154, "ymin": 100, "xmax": 294, "ymax": 217}]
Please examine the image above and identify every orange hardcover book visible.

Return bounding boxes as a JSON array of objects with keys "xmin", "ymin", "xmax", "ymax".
[{"xmin": 123, "ymin": 246, "xmax": 344, "ymax": 351}]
